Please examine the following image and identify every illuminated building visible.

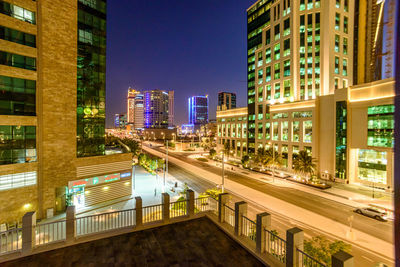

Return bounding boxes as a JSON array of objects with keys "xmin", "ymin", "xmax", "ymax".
[
  {"xmin": 240, "ymin": 0, "xmax": 395, "ymax": 189},
  {"xmin": 218, "ymin": 92, "xmax": 236, "ymax": 111},
  {"xmin": 114, "ymin": 114, "xmax": 127, "ymax": 129},
  {"xmin": 188, "ymin": 95, "xmax": 209, "ymax": 126},
  {"xmin": 126, "ymin": 88, "xmax": 144, "ymax": 129},
  {"xmin": 143, "ymin": 89, "xmax": 174, "ymax": 129},
  {"xmin": 0, "ymin": 0, "xmax": 132, "ymax": 223}
]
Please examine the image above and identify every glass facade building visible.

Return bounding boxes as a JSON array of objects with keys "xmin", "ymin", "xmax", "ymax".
[
  {"xmin": 367, "ymin": 104, "xmax": 394, "ymax": 148},
  {"xmin": 77, "ymin": 0, "xmax": 107, "ymax": 157},
  {"xmin": 0, "ymin": 125, "xmax": 36, "ymax": 165},
  {"xmin": 188, "ymin": 95, "xmax": 209, "ymax": 125},
  {"xmin": 335, "ymin": 101, "xmax": 347, "ymax": 180}
]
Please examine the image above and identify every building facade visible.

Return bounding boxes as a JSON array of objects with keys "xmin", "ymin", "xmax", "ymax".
[
  {"xmin": 216, "ymin": 107, "xmax": 248, "ymax": 159},
  {"xmin": 0, "ymin": 0, "xmax": 132, "ymax": 224},
  {"xmin": 143, "ymin": 89, "xmax": 173, "ymax": 129},
  {"xmin": 188, "ymin": 95, "xmax": 209, "ymax": 126},
  {"xmin": 126, "ymin": 87, "xmax": 144, "ymax": 129},
  {"xmin": 218, "ymin": 92, "xmax": 236, "ymax": 111}
]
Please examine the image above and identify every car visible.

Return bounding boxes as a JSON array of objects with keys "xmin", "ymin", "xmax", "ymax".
[{"xmin": 354, "ymin": 207, "xmax": 388, "ymax": 221}]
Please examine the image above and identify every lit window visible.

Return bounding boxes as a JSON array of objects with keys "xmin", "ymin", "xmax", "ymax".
[{"xmin": 335, "ymin": 13, "xmax": 340, "ymax": 31}]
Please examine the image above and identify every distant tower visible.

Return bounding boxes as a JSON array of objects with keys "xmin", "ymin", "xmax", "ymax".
[
  {"xmin": 218, "ymin": 92, "xmax": 236, "ymax": 111},
  {"xmin": 143, "ymin": 89, "xmax": 174, "ymax": 128},
  {"xmin": 127, "ymin": 88, "xmax": 144, "ymax": 129},
  {"xmin": 188, "ymin": 95, "xmax": 209, "ymax": 125}
]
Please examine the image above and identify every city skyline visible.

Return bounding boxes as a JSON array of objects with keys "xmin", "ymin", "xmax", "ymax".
[{"xmin": 105, "ymin": 0, "xmax": 255, "ymax": 127}]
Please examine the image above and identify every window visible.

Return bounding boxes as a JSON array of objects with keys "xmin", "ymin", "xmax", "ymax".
[
  {"xmin": 303, "ymin": 120, "xmax": 312, "ymax": 143},
  {"xmin": 335, "ymin": 13, "xmax": 340, "ymax": 31},
  {"xmin": 284, "ymin": 80, "xmax": 291, "ymax": 97},
  {"xmin": 0, "ymin": 125, "xmax": 36, "ymax": 165},
  {"xmin": 281, "ymin": 121, "xmax": 288, "ymax": 141},
  {"xmin": 344, "ymin": 0, "xmax": 349, "ymax": 12},
  {"xmin": 266, "ymin": 84, "xmax": 271, "ymax": 100},
  {"xmin": 0, "ymin": 51, "xmax": 36, "ymax": 70},
  {"xmin": 265, "ymin": 122, "xmax": 271, "ymax": 140},
  {"xmin": 265, "ymin": 30, "xmax": 271, "ymax": 45},
  {"xmin": 343, "ymin": 58, "xmax": 347, "ymax": 76},
  {"xmin": 367, "ymin": 105, "xmax": 394, "ymax": 148},
  {"xmin": 272, "ymin": 112, "xmax": 288, "ymax": 119},
  {"xmin": 0, "ymin": 75, "xmax": 36, "ymax": 116},
  {"xmin": 336, "ymin": 0, "xmax": 340, "ymax": 8},
  {"xmin": 258, "ymin": 87, "xmax": 263, "ymax": 102},
  {"xmin": 272, "ymin": 122, "xmax": 279, "ymax": 140},
  {"xmin": 274, "ymin": 24, "xmax": 280, "ymax": 40},
  {"xmin": 0, "ymin": 26, "xmax": 36, "ymax": 47},
  {"xmin": 79, "ymin": 29, "xmax": 93, "ymax": 44},
  {"xmin": 265, "ymin": 48, "xmax": 271, "ymax": 63},
  {"xmin": 274, "ymin": 43, "xmax": 280, "ymax": 60},
  {"xmin": 283, "ymin": 60, "xmax": 290, "ymax": 77},
  {"xmin": 335, "ymin": 56, "xmax": 340, "ymax": 74},
  {"xmin": 335, "ymin": 78, "xmax": 339, "ymax": 89},
  {"xmin": 0, "ymin": 2, "xmax": 36, "ymax": 24},
  {"xmin": 336, "ymin": 101, "xmax": 347, "ymax": 179},
  {"xmin": 335, "ymin": 35, "xmax": 340, "ymax": 52},
  {"xmin": 274, "ymin": 83, "xmax": 280, "ymax": 99},
  {"xmin": 284, "ymin": 18, "xmax": 290, "ymax": 36},
  {"xmin": 300, "ymin": 0, "xmax": 305, "ymax": 11},
  {"xmin": 274, "ymin": 63, "xmax": 280, "ymax": 80},
  {"xmin": 284, "ymin": 39, "xmax": 290, "ymax": 57},
  {"xmin": 292, "ymin": 121, "xmax": 300, "ymax": 142},
  {"xmin": 344, "ymin": 16, "xmax": 348, "ymax": 33},
  {"xmin": 0, "ymin": 171, "xmax": 37, "ymax": 191},
  {"xmin": 266, "ymin": 66, "xmax": 271, "ymax": 82},
  {"xmin": 307, "ymin": 0, "xmax": 313, "ymax": 10},
  {"xmin": 343, "ymin": 37, "xmax": 348, "ymax": 55}
]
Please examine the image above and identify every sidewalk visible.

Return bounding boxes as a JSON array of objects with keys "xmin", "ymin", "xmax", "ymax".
[{"xmin": 145, "ymin": 145, "xmax": 394, "ymax": 261}]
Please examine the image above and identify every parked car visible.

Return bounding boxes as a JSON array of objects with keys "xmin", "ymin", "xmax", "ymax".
[{"xmin": 354, "ymin": 207, "xmax": 388, "ymax": 221}]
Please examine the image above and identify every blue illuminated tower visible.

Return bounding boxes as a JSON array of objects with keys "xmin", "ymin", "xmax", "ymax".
[{"xmin": 188, "ymin": 95, "xmax": 209, "ymax": 125}]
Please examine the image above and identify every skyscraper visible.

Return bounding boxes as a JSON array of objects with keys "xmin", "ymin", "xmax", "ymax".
[
  {"xmin": 0, "ymin": 0, "xmax": 132, "ymax": 223},
  {"xmin": 188, "ymin": 95, "xmax": 209, "ymax": 125},
  {"xmin": 127, "ymin": 88, "xmax": 144, "ymax": 129},
  {"xmin": 143, "ymin": 89, "xmax": 174, "ymax": 129},
  {"xmin": 218, "ymin": 92, "xmax": 236, "ymax": 111}
]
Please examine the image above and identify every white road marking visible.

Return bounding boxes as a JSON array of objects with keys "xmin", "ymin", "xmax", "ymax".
[{"xmin": 361, "ymin": 256, "xmax": 373, "ymax": 262}]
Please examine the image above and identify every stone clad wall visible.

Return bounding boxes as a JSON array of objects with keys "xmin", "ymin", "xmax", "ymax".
[{"xmin": 36, "ymin": 0, "xmax": 78, "ymax": 218}]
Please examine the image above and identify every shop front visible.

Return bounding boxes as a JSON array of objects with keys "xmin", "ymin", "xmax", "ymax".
[{"xmin": 68, "ymin": 171, "xmax": 132, "ymax": 209}]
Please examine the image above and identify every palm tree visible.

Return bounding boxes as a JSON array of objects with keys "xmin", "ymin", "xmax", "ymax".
[
  {"xmin": 241, "ymin": 155, "xmax": 250, "ymax": 168},
  {"xmin": 254, "ymin": 147, "xmax": 268, "ymax": 170},
  {"xmin": 292, "ymin": 150, "xmax": 317, "ymax": 180},
  {"xmin": 265, "ymin": 147, "xmax": 282, "ymax": 171}
]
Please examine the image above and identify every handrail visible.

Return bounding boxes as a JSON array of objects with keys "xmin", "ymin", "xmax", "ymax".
[{"xmin": 297, "ymin": 248, "xmax": 327, "ymax": 267}]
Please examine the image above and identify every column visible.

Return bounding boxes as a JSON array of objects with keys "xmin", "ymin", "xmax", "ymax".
[
  {"xmin": 162, "ymin": 193, "xmax": 170, "ymax": 223},
  {"xmin": 186, "ymin": 189, "xmax": 195, "ymax": 217},
  {"xmin": 135, "ymin": 196, "xmax": 142, "ymax": 227},
  {"xmin": 234, "ymin": 201, "xmax": 247, "ymax": 236},
  {"xmin": 256, "ymin": 212, "xmax": 271, "ymax": 253},
  {"xmin": 286, "ymin": 227, "xmax": 304, "ymax": 267},
  {"xmin": 66, "ymin": 206, "xmax": 75, "ymax": 243},
  {"xmin": 332, "ymin": 251, "xmax": 354, "ymax": 267},
  {"xmin": 218, "ymin": 193, "xmax": 230, "ymax": 223},
  {"xmin": 22, "ymin": 211, "xmax": 36, "ymax": 255}
]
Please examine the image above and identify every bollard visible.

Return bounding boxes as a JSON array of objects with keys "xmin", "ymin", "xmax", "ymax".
[
  {"xmin": 218, "ymin": 193, "xmax": 230, "ymax": 223},
  {"xmin": 256, "ymin": 212, "xmax": 271, "ymax": 253},
  {"xmin": 66, "ymin": 206, "xmax": 76, "ymax": 243},
  {"xmin": 135, "ymin": 196, "xmax": 143, "ymax": 227},
  {"xmin": 332, "ymin": 251, "xmax": 354, "ymax": 267},
  {"xmin": 286, "ymin": 227, "xmax": 304, "ymax": 267},
  {"xmin": 186, "ymin": 189, "xmax": 195, "ymax": 217},
  {"xmin": 162, "ymin": 193, "xmax": 170, "ymax": 223},
  {"xmin": 234, "ymin": 201, "xmax": 247, "ymax": 236},
  {"xmin": 22, "ymin": 211, "xmax": 36, "ymax": 255}
]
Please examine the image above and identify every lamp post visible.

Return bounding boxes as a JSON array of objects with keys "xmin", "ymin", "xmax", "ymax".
[
  {"xmin": 221, "ymin": 151, "xmax": 225, "ymax": 192},
  {"xmin": 269, "ymin": 142, "xmax": 275, "ymax": 183},
  {"xmin": 165, "ymin": 140, "xmax": 168, "ymax": 191}
]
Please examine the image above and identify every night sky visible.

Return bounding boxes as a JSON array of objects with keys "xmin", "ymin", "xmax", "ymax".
[{"xmin": 106, "ymin": 0, "xmax": 255, "ymax": 127}]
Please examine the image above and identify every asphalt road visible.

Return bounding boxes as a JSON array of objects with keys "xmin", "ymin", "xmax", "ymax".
[{"xmin": 168, "ymin": 162, "xmax": 394, "ymax": 267}]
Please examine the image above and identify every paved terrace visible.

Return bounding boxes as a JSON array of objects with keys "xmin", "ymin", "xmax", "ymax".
[{"xmin": 2, "ymin": 217, "xmax": 265, "ymax": 267}]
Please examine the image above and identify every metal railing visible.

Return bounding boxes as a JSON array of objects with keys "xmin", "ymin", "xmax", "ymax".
[
  {"xmin": 0, "ymin": 228, "xmax": 22, "ymax": 255},
  {"xmin": 297, "ymin": 248, "xmax": 327, "ymax": 267},
  {"xmin": 242, "ymin": 216, "xmax": 256, "ymax": 242},
  {"xmin": 224, "ymin": 205, "xmax": 235, "ymax": 227},
  {"xmin": 265, "ymin": 228, "xmax": 286, "ymax": 263},
  {"xmin": 170, "ymin": 200, "xmax": 187, "ymax": 218},
  {"xmin": 194, "ymin": 196, "xmax": 210, "ymax": 213},
  {"xmin": 209, "ymin": 197, "xmax": 218, "ymax": 215},
  {"xmin": 35, "ymin": 220, "xmax": 66, "ymax": 246},
  {"xmin": 143, "ymin": 204, "xmax": 163, "ymax": 223},
  {"xmin": 76, "ymin": 209, "xmax": 136, "ymax": 237}
]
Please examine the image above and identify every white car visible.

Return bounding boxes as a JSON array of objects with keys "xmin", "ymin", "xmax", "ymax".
[{"xmin": 354, "ymin": 207, "xmax": 388, "ymax": 221}]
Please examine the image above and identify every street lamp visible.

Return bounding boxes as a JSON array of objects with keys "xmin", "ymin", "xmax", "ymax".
[
  {"xmin": 221, "ymin": 150, "xmax": 225, "ymax": 192},
  {"xmin": 268, "ymin": 142, "xmax": 275, "ymax": 183}
]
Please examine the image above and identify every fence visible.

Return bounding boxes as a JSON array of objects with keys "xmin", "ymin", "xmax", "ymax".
[
  {"xmin": 35, "ymin": 220, "xmax": 66, "ymax": 246},
  {"xmin": 224, "ymin": 204, "xmax": 235, "ymax": 227},
  {"xmin": 194, "ymin": 197, "xmax": 210, "ymax": 213},
  {"xmin": 241, "ymin": 216, "xmax": 256, "ymax": 242},
  {"xmin": 0, "ymin": 228, "xmax": 22, "ymax": 255},
  {"xmin": 142, "ymin": 204, "xmax": 163, "ymax": 223},
  {"xmin": 297, "ymin": 248, "xmax": 327, "ymax": 267},
  {"xmin": 170, "ymin": 200, "xmax": 187, "ymax": 218},
  {"xmin": 265, "ymin": 228, "xmax": 286, "ymax": 263},
  {"xmin": 209, "ymin": 197, "xmax": 218, "ymax": 215},
  {"xmin": 76, "ymin": 209, "xmax": 136, "ymax": 237}
]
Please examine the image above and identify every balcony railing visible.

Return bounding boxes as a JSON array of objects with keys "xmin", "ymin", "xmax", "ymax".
[
  {"xmin": 142, "ymin": 204, "xmax": 163, "ymax": 223},
  {"xmin": 0, "ymin": 228, "xmax": 22, "ymax": 255},
  {"xmin": 297, "ymin": 248, "xmax": 327, "ymax": 267},
  {"xmin": 224, "ymin": 204, "xmax": 235, "ymax": 227},
  {"xmin": 170, "ymin": 200, "xmax": 187, "ymax": 218},
  {"xmin": 242, "ymin": 216, "xmax": 256, "ymax": 242},
  {"xmin": 265, "ymin": 228, "xmax": 286, "ymax": 263}
]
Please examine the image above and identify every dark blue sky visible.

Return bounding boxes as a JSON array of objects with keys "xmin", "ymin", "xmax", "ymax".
[{"xmin": 106, "ymin": 0, "xmax": 254, "ymax": 127}]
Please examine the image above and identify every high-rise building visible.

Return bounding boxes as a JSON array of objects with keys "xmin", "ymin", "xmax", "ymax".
[
  {"xmin": 218, "ymin": 92, "xmax": 236, "ymax": 111},
  {"xmin": 246, "ymin": 0, "xmax": 354, "ymax": 153},
  {"xmin": 188, "ymin": 95, "xmax": 209, "ymax": 125},
  {"xmin": 0, "ymin": 0, "xmax": 132, "ymax": 223},
  {"xmin": 127, "ymin": 88, "xmax": 144, "ymax": 129},
  {"xmin": 114, "ymin": 114, "xmax": 127, "ymax": 128},
  {"xmin": 168, "ymin": 90, "xmax": 174, "ymax": 127},
  {"xmin": 143, "ymin": 89, "xmax": 174, "ymax": 129}
]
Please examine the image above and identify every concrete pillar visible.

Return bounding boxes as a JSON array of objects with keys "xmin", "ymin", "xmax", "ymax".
[
  {"xmin": 135, "ymin": 196, "xmax": 142, "ymax": 227},
  {"xmin": 66, "ymin": 206, "xmax": 75, "ymax": 243},
  {"xmin": 286, "ymin": 227, "xmax": 304, "ymax": 267},
  {"xmin": 186, "ymin": 189, "xmax": 195, "ymax": 217},
  {"xmin": 218, "ymin": 193, "xmax": 230, "ymax": 223},
  {"xmin": 234, "ymin": 201, "xmax": 247, "ymax": 236},
  {"xmin": 162, "ymin": 193, "xmax": 170, "ymax": 223},
  {"xmin": 332, "ymin": 251, "xmax": 354, "ymax": 267},
  {"xmin": 256, "ymin": 212, "xmax": 271, "ymax": 253},
  {"xmin": 22, "ymin": 211, "xmax": 36, "ymax": 255}
]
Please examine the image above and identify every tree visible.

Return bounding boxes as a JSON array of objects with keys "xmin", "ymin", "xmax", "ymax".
[
  {"xmin": 254, "ymin": 147, "xmax": 269, "ymax": 170},
  {"xmin": 304, "ymin": 236, "xmax": 351, "ymax": 266},
  {"xmin": 138, "ymin": 153, "xmax": 148, "ymax": 167},
  {"xmin": 241, "ymin": 155, "xmax": 250, "ymax": 168},
  {"xmin": 254, "ymin": 147, "xmax": 282, "ymax": 171},
  {"xmin": 209, "ymin": 148, "xmax": 217, "ymax": 159},
  {"xmin": 293, "ymin": 150, "xmax": 317, "ymax": 180}
]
